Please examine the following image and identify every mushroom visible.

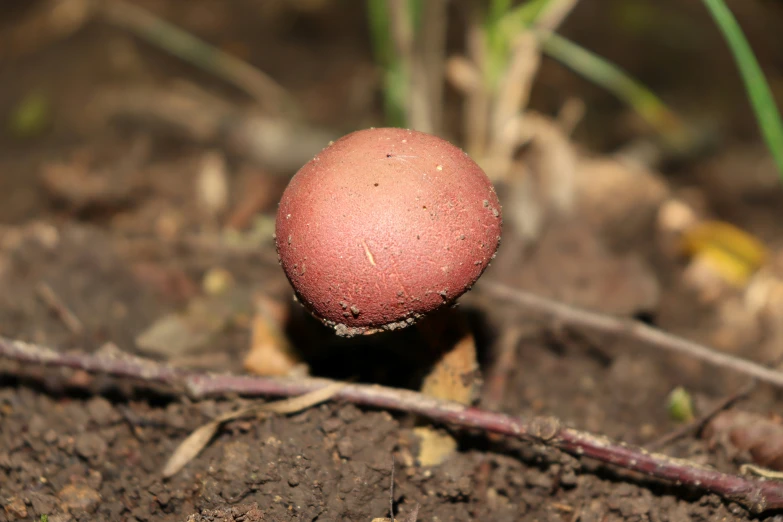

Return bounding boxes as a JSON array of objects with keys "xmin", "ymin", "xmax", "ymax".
[{"xmin": 274, "ymin": 127, "xmax": 502, "ymax": 463}]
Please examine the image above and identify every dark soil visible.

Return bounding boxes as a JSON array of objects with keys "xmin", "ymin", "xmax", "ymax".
[{"xmin": 2, "ymin": 1, "xmax": 783, "ymax": 521}]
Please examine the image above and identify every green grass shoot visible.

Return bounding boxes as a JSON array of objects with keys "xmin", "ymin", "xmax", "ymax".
[
  {"xmin": 536, "ymin": 31, "xmax": 694, "ymax": 150},
  {"xmin": 701, "ymin": 0, "xmax": 783, "ymax": 181}
]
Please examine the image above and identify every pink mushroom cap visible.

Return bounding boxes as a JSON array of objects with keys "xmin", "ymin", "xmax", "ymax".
[{"xmin": 275, "ymin": 127, "xmax": 502, "ymax": 336}]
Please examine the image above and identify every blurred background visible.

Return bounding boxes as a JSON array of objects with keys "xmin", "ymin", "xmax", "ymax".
[{"xmin": 0, "ymin": 0, "xmax": 782, "ymax": 223}]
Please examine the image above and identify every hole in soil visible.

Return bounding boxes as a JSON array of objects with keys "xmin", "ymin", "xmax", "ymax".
[
  {"xmin": 283, "ymin": 301, "xmax": 496, "ymax": 391},
  {"xmin": 633, "ymin": 310, "xmax": 657, "ymax": 326}
]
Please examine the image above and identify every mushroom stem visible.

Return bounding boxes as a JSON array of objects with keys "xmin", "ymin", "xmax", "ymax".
[{"xmin": 414, "ymin": 307, "xmax": 482, "ymax": 465}]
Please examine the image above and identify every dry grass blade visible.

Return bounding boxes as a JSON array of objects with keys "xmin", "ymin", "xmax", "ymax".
[
  {"xmin": 100, "ymin": 0, "xmax": 296, "ymax": 114},
  {"xmin": 162, "ymin": 381, "xmax": 346, "ymax": 478},
  {"xmin": 741, "ymin": 465, "xmax": 783, "ymax": 480},
  {"xmin": 257, "ymin": 380, "xmax": 348, "ymax": 415},
  {"xmin": 486, "ymin": 32, "xmax": 540, "ymax": 178},
  {"xmin": 161, "ymin": 418, "xmax": 222, "ymax": 479}
]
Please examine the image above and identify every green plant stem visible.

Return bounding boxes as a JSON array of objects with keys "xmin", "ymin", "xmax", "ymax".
[
  {"xmin": 701, "ymin": 0, "xmax": 783, "ymax": 180},
  {"xmin": 537, "ymin": 30, "xmax": 694, "ymax": 151},
  {"xmin": 484, "ymin": 0, "xmax": 547, "ymax": 90},
  {"xmin": 367, "ymin": 0, "xmax": 408, "ymax": 127}
]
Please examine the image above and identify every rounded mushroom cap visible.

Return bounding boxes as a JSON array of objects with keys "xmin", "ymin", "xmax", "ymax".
[{"xmin": 275, "ymin": 127, "xmax": 502, "ymax": 336}]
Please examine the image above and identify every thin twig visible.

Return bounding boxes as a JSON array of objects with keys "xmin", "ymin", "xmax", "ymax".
[
  {"xmin": 35, "ymin": 282, "xmax": 84, "ymax": 335},
  {"xmin": 390, "ymin": 457, "xmax": 395, "ymax": 522},
  {"xmin": 479, "ymin": 280, "xmax": 783, "ymax": 389},
  {"xmin": 1, "ymin": 336, "xmax": 782, "ymax": 513},
  {"xmin": 481, "ymin": 325, "xmax": 528, "ymax": 410}
]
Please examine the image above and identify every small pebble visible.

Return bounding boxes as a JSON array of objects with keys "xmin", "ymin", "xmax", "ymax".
[{"xmin": 58, "ymin": 483, "xmax": 101, "ymax": 513}]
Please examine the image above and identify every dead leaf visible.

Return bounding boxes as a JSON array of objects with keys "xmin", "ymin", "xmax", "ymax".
[
  {"xmin": 162, "ymin": 381, "xmax": 347, "ymax": 478},
  {"xmin": 415, "ymin": 309, "xmax": 480, "ymax": 466},
  {"xmin": 419, "ymin": 329, "xmax": 479, "ymax": 405},
  {"xmin": 243, "ymin": 294, "xmax": 306, "ymax": 377},
  {"xmin": 412, "ymin": 427, "xmax": 458, "ymax": 467}
]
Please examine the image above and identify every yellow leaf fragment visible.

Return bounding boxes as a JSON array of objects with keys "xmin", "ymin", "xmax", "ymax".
[
  {"xmin": 244, "ymin": 294, "xmax": 307, "ymax": 377},
  {"xmin": 680, "ymin": 220, "xmax": 767, "ymax": 287}
]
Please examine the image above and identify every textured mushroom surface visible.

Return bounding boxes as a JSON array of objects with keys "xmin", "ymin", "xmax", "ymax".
[{"xmin": 275, "ymin": 127, "xmax": 502, "ymax": 336}]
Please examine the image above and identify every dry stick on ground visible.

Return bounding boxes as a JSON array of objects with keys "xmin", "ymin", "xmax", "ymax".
[
  {"xmin": 481, "ymin": 325, "xmax": 530, "ymax": 410},
  {"xmin": 1, "ymin": 336, "xmax": 782, "ymax": 513},
  {"xmin": 479, "ymin": 280, "xmax": 783, "ymax": 389}
]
